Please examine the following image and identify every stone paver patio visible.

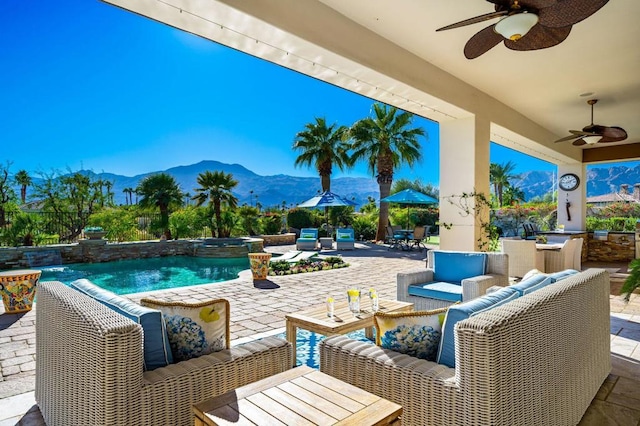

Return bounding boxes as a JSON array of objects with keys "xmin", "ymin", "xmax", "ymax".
[{"xmin": 1, "ymin": 242, "xmax": 639, "ymax": 425}]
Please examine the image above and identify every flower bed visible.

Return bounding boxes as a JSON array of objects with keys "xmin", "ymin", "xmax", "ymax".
[{"xmin": 269, "ymin": 256, "xmax": 349, "ymax": 276}]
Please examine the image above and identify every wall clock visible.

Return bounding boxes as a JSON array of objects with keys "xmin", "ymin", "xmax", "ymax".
[{"xmin": 559, "ymin": 173, "xmax": 580, "ymax": 191}]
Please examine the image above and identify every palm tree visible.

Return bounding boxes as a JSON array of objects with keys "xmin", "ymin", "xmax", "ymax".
[
  {"xmin": 192, "ymin": 171, "xmax": 238, "ymax": 238},
  {"xmin": 490, "ymin": 161, "xmax": 520, "ymax": 207},
  {"xmin": 123, "ymin": 187, "xmax": 133, "ymax": 205},
  {"xmin": 293, "ymin": 117, "xmax": 351, "ymax": 192},
  {"xmin": 347, "ymin": 103, "xmax": 425, "ymax": 241},
  {"xmin": 14, "ymin": 170, "xmax": 31, "ymax": 204},
  {"xmin": 136, "ymin": 173, "xmax": 183, "ymax": 239}
]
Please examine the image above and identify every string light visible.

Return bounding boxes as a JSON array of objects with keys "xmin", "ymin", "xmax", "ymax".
[
  {"xmin": 157, "ymin": 0, "xmax": 456, "ymax": 120},
  {"xmin": 491, "ymin": 132, "xmax": 569, "ymax": 165}
]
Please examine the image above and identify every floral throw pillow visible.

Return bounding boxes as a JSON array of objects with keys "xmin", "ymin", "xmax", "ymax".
[
  {"xmin": 374, "ymin": 307, "xmax": 449, "ymax": 361},
  {"xmin": 140, "ymin": 298, "xmax": 230, "ymax": 362}
]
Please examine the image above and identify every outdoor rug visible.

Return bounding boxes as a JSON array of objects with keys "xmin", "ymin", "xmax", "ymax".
[{"xmin": 275, "ymin": 329, "xmax": 373, "ymax": 368}]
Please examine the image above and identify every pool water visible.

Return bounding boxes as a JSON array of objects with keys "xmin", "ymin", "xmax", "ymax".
[{"xmin": 40, "ymin": 256, "xmax": 249, "ymax": 295}]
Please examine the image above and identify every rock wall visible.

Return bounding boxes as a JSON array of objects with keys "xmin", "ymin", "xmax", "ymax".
[
  {"xmin": 587, "ymin": 232, "xmax": 635, "ymax": 262},
  {"xmin": 0, "ymin": 238, "xmax": 266, "ymax": 269}
]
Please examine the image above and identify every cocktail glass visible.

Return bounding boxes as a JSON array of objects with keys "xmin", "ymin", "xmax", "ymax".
[{"xmin": 346, "ymin": 287, "xmax": 361, "ymax": 315}]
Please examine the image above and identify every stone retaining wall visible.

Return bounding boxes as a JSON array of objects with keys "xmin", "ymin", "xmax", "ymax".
[
  {"xmin": 260, "ymin": 233, "xmax": 296, "ymax": 246},
  {"xmin": 0, "ymin": 238, "xmax": 266, "ymax": 269}
]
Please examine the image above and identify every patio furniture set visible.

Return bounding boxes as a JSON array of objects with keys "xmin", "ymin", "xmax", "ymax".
[
  {"xmin": 33, "ymin": 249, "xmax": 610, "ymax": 425},
  {"xmin": 296, "ymin": 227, "xmax": 355, "ymax": 251},
  {"xmin": 386, "ymin": 225, "xmax": 430, "ymax": 251}
]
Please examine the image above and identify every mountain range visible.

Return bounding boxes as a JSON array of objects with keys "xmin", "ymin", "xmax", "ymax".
[{"xmin": 16, "ymin": 160, "xmax": 640, "ymax": 208}]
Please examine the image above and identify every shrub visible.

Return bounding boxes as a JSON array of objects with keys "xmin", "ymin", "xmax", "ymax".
[
  {"xmin": 351, "ymin": 216, "xmax": 376, "ymax": 241},
  {"xmin": 88, "ymin": 209, "xmax": 139, "ymax": 242},
  {"xmin": 287, "ymin": 208, "xmax": 314, "ymax": 230}
]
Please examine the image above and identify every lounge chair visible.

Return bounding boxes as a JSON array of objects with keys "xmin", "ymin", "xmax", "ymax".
[
  {"xmin": 296, "ymin": 228, "xmax": 318, "ymax": 250},
  {"xmin": 287, "ymin": 251, "xmax": 319, "ymax": 263},
  {"xmin": 270, "ymin": 251, "xmax": 302, "ymax": 262},
  {"xmin": 335, "ymin": 228, "xmax": 355, "ymax": 250}
]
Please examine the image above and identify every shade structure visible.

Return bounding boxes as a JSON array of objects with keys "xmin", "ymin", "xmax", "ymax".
[
  {"xmin": 298, "ymin": 190, "xmax": 356, "ymax": 232},
  {"xmin": 381, "ymin": 188, "xmax": 439, "ymax": 229}
]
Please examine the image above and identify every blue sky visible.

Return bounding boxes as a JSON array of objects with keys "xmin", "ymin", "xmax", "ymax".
[{"xmin": 0, "ymin": 0, "xmax": 581, "ymax": 186}]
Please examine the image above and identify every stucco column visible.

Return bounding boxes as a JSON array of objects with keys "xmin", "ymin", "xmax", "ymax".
[
  {"xmin": 557, "ymin": 165, "xmax": 586, "ymax": 231},
  {"xmin": 439, "ymin": 116, "xmax": 491, "ymax": 251}
]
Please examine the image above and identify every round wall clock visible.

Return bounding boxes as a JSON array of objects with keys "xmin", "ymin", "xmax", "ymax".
[{"xmin": 559, "ymin": 173, "xmax": 580, "ymax": 191}]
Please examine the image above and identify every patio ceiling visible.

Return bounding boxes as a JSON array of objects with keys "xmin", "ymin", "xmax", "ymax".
[{"xmin": 103, "ymin": 0, "xmax": 640, "ymax": 166}]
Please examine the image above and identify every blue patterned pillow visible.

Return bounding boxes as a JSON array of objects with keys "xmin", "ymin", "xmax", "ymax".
[
  {"xmin": 140, "ymin": 298, "xmax": 230, "ymax": 362},
  {"xmin": 374, "ymin": 307, "xmax": 449, "ymax": 361}
]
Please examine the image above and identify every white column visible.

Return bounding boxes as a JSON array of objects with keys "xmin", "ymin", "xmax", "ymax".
[
  {"xmin": 557, "ymin": 165, "xmax": 586, "ymax": 231},
  {"xmin": 439, "ymin": 116, "xmax": 491, "ymax": 251}
]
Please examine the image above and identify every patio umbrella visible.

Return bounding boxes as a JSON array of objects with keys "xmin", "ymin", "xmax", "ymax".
[
  {"xmin": 298, "ymin": 190, "xmax": 356, "ymax": 232},
  {"xmin": 381, "ymin": 188, "xmax": 439, "ymax": 229}
]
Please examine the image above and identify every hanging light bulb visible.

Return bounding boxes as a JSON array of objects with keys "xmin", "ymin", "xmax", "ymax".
[{"xmin": 494, "ymin": 12, "xmax": 539, "ymax": 41}]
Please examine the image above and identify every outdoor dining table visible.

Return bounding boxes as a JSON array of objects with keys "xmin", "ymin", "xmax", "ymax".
[
  {"xmin": 535, "ymin": 243, "xmax": 563, "ymax": 273},
  {"xmin": 393, "ymin": 229, "xmax": 414, "ymax": 251}
]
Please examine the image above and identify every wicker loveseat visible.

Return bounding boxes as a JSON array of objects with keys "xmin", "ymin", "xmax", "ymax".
[
  {"xmin": 35, "ymin": 281, "xmax": 293, "ymax": 426},
  {"xmin": 320, "ymin": 268, "xmax": 611, "ymax": 425}
]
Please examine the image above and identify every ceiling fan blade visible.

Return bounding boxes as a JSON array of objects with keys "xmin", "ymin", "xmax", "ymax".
[
  {"xmin": 504, "ymin": 24, "xmax": 571, "ymax": 51},
  {"xmin": 572, "ymin": 139, "xmax": 587, "ymax": 146},
  {"xmin": 570, "ymin": 130, "xmax": 593, "ymax": 136},
  {"xmin": 518, "ymin": 0, "xmax": 558, "ymax": 8},
  {"xmin": 555, "ymin": 134, "xmax": 580, "ymax": 143},
  {"xmin": 464, "ymin": 25, "xmax": 504, "ymax": 59},
  {"xmin": 436, "ymin": 10, "xmax": 507, "ymax": 32},
  {"xmin": 601, "ymin": 126, "xmax": 628, "ymax": 140},
  {"xmin": 538, "ymin": 0, "xmax": 609, "ymax": 28}
]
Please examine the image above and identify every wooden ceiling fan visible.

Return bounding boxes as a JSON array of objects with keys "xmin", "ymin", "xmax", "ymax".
[
  {"xmin": 436, "ymin": 0, "xmax": 609, "ymax": 59},
  {"xmin": 554, "ymin": 99, "xmax": 627, "ymax": 146}
]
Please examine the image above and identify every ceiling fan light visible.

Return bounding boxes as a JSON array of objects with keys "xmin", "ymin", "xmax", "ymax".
[
  {"xmin": 582, "ymin": 135, "xmax": 602, "ymax": 145},
  {"xmin": 494, "ymin": 12, "xmax": 539, "ymax": 41}
]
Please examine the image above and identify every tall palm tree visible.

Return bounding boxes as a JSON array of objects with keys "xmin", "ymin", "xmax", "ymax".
[
  {"xmin": 14, "ymin": 170, "xmax": 31, "ymax": 204},
  {"xmin": 123, "ymin": 187, "xmax": 133, "ymax": 205},
  {"xmin": 490, "ymin": 161, "xmax": 520, "ymax": 207},
  {"xmin": 293, "ymin": 117, "xmax": 351, "ymax": 192},
  {"xmin": 192, "ymin": 171, "xmax": 238, "ymax": 238},
  {"xmin": 136, "ymin": 173, "xmax": 183, "ymax": 239},
  {"xmin": 348, "ymin": 103, "xmax": 425, "ymax": 241}
]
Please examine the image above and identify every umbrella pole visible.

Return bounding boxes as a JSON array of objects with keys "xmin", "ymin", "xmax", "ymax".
[
  {"xmin": 325, "ymin": 206, "xmax": 329, "ymax": 236},
  {"xmin": 406, "ymin": 205, "xmax": 410, "ymax": 229}
]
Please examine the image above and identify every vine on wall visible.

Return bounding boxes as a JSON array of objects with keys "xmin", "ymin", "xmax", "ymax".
[{"xmin": 439, "ymin": 191, "xmax": 499, "ymax": 252}]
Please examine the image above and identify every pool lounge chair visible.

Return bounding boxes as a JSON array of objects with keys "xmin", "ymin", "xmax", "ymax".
[
  {"xmin": 296, "ymin": 228, "xmax": 318, "ymax": 250},
  {"xmin": 336, "ymin": 228, "xmax": 355, "ymax": 250},
  {"xmin": 286, "ymin": 251, "xmax": 319, "ymax": 263},
  {"xmin": 270, "ymin": 251, "xmax": 302, "ymax": 262}
]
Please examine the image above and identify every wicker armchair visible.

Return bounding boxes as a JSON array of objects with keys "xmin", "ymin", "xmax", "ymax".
[
  {"xmin": 397, "ymin": 250, "xmax": 509, "ymax": 310},
  {"xmin": 500, "ymin": 239, "xmax": 544, "ymax": 278},
  {"xmin": 35, "ymin": 281, "xmax": 293, "ymax": 426},
  {"xmin": 544, "ymin": 237, "xmax": 583, "ymax": 273},
  {"xmin": 321, "ymin": 268, "xmax": 611, "ymax": 426}
]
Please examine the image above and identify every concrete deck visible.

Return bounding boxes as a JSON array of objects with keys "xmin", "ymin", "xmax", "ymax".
[{"xmin": 1, "ymin": 243, "xmax": 639, "ymax": 425}]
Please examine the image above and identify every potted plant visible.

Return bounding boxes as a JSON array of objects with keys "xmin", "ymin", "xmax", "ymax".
[{"xmin": 84, "ymin": 226, "xmax": 107, "ymax": 240}]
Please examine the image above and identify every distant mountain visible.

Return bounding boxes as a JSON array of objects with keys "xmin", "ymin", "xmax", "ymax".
[
  {"xmin": 40, "ymin": 160, "xmax": 379, "ymax": 209},
  {"xmin": 13, "ymin": 160, "xmax": 640, "ymax": 206}
]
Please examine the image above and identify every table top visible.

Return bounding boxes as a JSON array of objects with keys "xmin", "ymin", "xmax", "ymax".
[
  {"xmin": 285, "ymin": 299, "xmax": 413, "ymax": 336},
  {"xmin": 193, "ymin": 366, "xmax": 402, "ymax": 426},
  {"xmin": 536, "ymin": 243, "xmax": 564, "ymax": 251},
  {"xmin": 0, "ymin": 269, "xmax": 42, "ymax": 277}
]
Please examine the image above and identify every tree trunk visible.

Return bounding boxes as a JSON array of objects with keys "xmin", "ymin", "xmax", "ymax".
[
  {"xmin": 376, "ymin": 176, "xmax": 393, "ymax": 241},
  {"xmin": 321, "ymin": 174, "xmax": 330, "ymax": 192}
]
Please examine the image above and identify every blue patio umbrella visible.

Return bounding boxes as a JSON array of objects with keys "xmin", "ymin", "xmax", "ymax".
[
  {"xmin": 381, "ymin": 188, "xmax": 439, "ymax": 229},
  {"xmin": 298, "ymin": 190, "xmax": 356, "ymax": 232}
]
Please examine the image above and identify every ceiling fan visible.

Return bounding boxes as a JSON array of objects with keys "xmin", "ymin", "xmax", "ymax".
[
  {"xmin": 554, "ymin": 99, "xmax": 627, "ymax": 146},
  {"xmin": 436, "ymin": 0, "xmax": 609, "ymax": 59}
]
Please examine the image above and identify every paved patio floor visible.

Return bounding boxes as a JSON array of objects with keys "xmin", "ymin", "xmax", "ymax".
[{"xmin": 1, "ymin": 242, "xmax": 639, "ymax": 425}]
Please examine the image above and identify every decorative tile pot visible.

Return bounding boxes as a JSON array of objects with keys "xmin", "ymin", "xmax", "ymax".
[
  {"xmin": 0, "ymin": 269, "xmax": 42, "ymax": 313},
  {"xmin": 248, "ymin": 252, "xmax": 272, "ymax": 280}
]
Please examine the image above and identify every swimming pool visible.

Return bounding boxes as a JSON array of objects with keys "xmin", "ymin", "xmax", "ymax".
[{"xmin": 40, "ymin": 256, "xmax": 249, "ymax": 295}]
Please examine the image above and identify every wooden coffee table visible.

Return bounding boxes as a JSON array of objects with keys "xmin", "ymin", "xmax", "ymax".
[
  {"xmin": 285, "ymin": 299, "xmax": 413, "ymax": 366},
  {"xmin": 193, "ymin": 366, "xmax": 402, "ymax": 425}
]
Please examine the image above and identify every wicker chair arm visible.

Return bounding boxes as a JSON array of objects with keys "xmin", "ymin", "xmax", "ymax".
[
  {"xmin": 461, "ymin": 273, "xmax": 509, "ymax": 300},
  {"xmin": 397, "ymin": 268, "xmax": 434, "ymax": 301}
]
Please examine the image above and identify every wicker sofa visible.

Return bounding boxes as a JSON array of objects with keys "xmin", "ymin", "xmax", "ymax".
[
  {"xmin": 35, "ymin": 281, "xmax": 293, "ymax": 426},
  {"xmin": 320, "ymin": 268, "xmax": 611, "ymax": 426}
]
